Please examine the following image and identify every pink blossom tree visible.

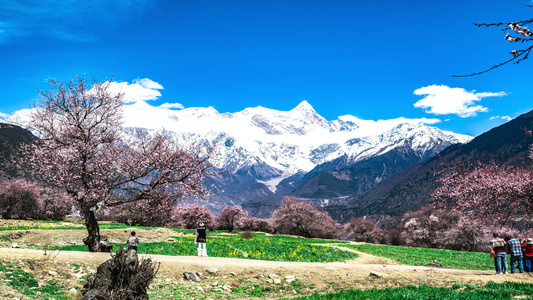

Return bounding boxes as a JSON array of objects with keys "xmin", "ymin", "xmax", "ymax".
[
  {"xmin": 402, "ymin": 205, "xmax": 490, "ymax": 251},
  {"xmin": 36, "ymin": 186, "xmax": 73, "ymax": 220},
  {"xmin": 26, "ymin": 76, "xmax": 216, "ymax": 252},
  {"xmin": 106, "ymin": 196, "xmax": 177, "ymax": 227},
  {"xmin": 433, "ymin": 162, "xmax": 533, "ymax": 227},
  {"xmin": 455, "ymin": 1, "xmax": 533, "ymax": 76},
  {"xmin": 170, "ymin": 204, "xmax": 214, "ymax": 229},
  {"xmin": 237, "ymin": 217, "xmax": 273, "ymax": 233},
  {"xmin": 272, "ymin": 197, "xmax": 340, "ymax": 239},
  {"xmin": 343, "ymin": 218, "xmax": 383, "ymax": 244},
  {"xmin": 0, "ymin": 178, "xmax": 40, "ymax": 219},
  {"xmin": 0, "ymin": 178, "xmax": 72, "ymax": 220},
  {"xmin": 215, "ymin": 205, "xmax": 248, "ymax": 232}
]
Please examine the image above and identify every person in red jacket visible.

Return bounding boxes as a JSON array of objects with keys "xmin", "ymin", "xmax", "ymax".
[{"xmin": 523, "ymin": 238, "xmax": 533, "ymax": 272}]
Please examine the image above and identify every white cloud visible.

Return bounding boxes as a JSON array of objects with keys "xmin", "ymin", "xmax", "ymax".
[
  {"xmin": 413, "ymin": 84, "xmax": 507, "ymax": 118},
  {"xmin": 107, "ymin": 78, "xmax": 164, "ymax": 103},
  {"xmin": 159, "ymin": 102, "xmax": 184, "ymax": 110},
  {"xmin": 490, "ymin": 115, "xmax": 513, "ymax": 121},
  {"xmin": 0, "ymin": 112, "xmax": 10, "ymax": 119}
]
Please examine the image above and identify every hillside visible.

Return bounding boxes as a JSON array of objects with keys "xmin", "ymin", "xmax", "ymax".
[
  {"xmin": 0, "ymin": 123, "xmax": 35, "ymax": 181},
  {"xmin": 335, "ymin": 109, "xmax": 533, "ymax": 227}
]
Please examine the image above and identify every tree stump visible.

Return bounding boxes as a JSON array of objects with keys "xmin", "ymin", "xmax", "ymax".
[{"xmin": 81, "ymin": 248, "xmax": 159, "ymax": 300}]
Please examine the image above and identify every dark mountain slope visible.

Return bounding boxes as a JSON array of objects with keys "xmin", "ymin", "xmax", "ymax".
[
  {"xmin": 290, "ymin": 146, "xmax": 424, "ymax": 199},
  {"xmin": 333, "ymin": 110, "xmax": 533, "ymax": 227},
  {"xmin": 0, "ymin": 123, "xmax": 35, "ymax": 180}
]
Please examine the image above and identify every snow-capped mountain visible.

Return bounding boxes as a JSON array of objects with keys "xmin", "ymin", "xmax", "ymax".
[
  {"xmin": 120, "ymin": 100, "xmax": 472, "ymax": 184},
  {"xmin": 5, "ymin": 100, "xmax": 473, "ymax": 216}
]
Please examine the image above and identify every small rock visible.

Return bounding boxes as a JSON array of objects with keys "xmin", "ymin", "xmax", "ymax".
[
  {"xmin": 229, "ymin": 272, "xmax": 236, "ymax": 277},
  {"xmin": 213, "ymin": 288, "xmax": 223, "ymax": 292},
  {"xmin": 69, "ymin": 288, "xmax": 77, "ymax": 294},
  {"xmin": 266, "ymin": 279, "xmax": 274, "ymax": 284},
  {"xmin": 11, "ymin": 243, "xmax": 21, "ymax": 248},
  {"xmin": 274, "ymin": 279, "xmax": 282, "ymax": 284},
  {"xmin": 369, "ymin": 271, "xmax": 383, "ymax": 278},
  {"xmin": 426, "ymin": 260, "xmax": 442, "ymax": 268},
  {"xmin": 211, "ymin": 281, "xmax": 219, "ymax": 286},
  {"xmin": 206, "ymin": 268, "xmax": 218, "ymax": 275},
  {"xmin": 184, "ymin": 271, "xmax": 202, "ymax": 282},
  {"xmin": 48, "ymin": 270, "xmax": 58, "ymax": 276},
  {"xmin": 268, "ymin": 274, "xmax": 279, "ymax": 279},
  {"xmin": 285, "ymin": 275, "xmax": 295, "ymax": 283}
]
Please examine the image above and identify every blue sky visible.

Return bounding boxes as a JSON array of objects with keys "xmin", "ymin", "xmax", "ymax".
[{"xmin": 1, "ymin": 0, "xmax": 532, "ymax": 137}]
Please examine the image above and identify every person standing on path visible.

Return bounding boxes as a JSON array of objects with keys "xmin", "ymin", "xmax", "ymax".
[
  {"xmin": 195, "ymin": 222, "xmax": 208, "ymax": 257},
  {"xmin": 505, "ymin": 235, "xmax": 524, "ymax": 273},
  {"xmin": 523, "ymin": 238, "xmax": 533, "ymax": 272},
  {"xmin": 491, "ymin": 233, "xmax": 507, "ymax": 275},
  {"xmin": 127, "ymin": 231, "xmax": 139, "ymax": 252}
]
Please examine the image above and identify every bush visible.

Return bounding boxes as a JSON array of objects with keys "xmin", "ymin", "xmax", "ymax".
[
  {"xmin": 343, "ymin": 218, "xmax": 383, "ymax": 244},
  {"xmin": 240, "ymin": 231, "xmax": 255, "ymax": 239}
]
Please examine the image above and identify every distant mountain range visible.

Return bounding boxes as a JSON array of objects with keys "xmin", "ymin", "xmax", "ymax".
[{"xmin": 119, "ymin": 101, "xmax": 470, "ymax": 215}]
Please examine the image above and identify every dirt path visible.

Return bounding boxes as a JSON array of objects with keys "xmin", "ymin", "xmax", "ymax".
[{"xmin": 1, "ymin": 245, "xmax": 531, "ymax": 285}]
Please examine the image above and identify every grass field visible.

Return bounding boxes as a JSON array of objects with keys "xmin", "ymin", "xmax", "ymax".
[
  {"xmin": 284, "ymin": 282, "xmax": 533, "ymax": 300},
  {"xmin": 345, "ymin": 244, "xmax": 496, "ymax": 271},
  {"xmin": 0, "ymin": 220, "xmax": 156, "ymax": 231},
  {"xmin": 54, "ymin": 234, "xmax": 358, "ymax": 263}
]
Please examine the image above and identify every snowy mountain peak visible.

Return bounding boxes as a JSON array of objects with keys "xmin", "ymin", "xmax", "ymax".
[
  {"xmin": 291, "ymin": 100, "xmax": 314, "ymax": 113},
  {"xmin": 7, "ymin": 100, "xmax": 473, "ymax": 180},
  {"xmin": 118, "ymin": 102, "xmax": 473, "ymax": 178}
]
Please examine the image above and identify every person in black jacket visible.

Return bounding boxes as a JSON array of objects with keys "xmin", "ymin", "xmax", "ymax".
[
  {"xmin": 195, "ymin": 222, "xmax": 208, "ymax": 257},
  {"xmin": 127, "ymin": 231, "xmax": 139, "ymax": 252}
]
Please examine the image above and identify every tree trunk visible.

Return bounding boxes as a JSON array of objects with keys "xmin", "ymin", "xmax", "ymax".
[{"xmin": 83, "ymin": 210, "xmax": 113, "ymax": 252}]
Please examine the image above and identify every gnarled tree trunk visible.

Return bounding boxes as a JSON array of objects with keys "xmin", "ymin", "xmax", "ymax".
[{"xmin": 83, "ymin": 210, "xmax": 113, "ymax": 252}]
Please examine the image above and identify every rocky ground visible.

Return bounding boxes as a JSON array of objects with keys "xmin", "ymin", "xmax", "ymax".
[{"xmin": 0, "ymin": 220, "xmax": 532, "ymax": 299}]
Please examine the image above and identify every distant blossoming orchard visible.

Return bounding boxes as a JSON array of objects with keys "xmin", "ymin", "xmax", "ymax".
[
  {"xmin": 25, "ymin": 76, "xmax": 217, "ymax": 252},
  {"xmin": 433, "ymin": 130, "xmax": 533, "ymax": 228},
  {"xmin": 455, "ymin": 1, "xmax": 533, "ymax": 76}
]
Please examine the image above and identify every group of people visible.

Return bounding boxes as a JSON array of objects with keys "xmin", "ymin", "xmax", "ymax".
[{"xmin": 491, "ymin": 233, "xmax": 533, "ymax": 274}]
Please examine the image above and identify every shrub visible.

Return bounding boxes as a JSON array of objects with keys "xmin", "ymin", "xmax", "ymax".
[
  {"xmin": 343, "ymin": 218, "xmax": 383, "ymax": 244},
  {"xmin": 240, "ymin": 231, "xmax": 255, "ymax": 239}
]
